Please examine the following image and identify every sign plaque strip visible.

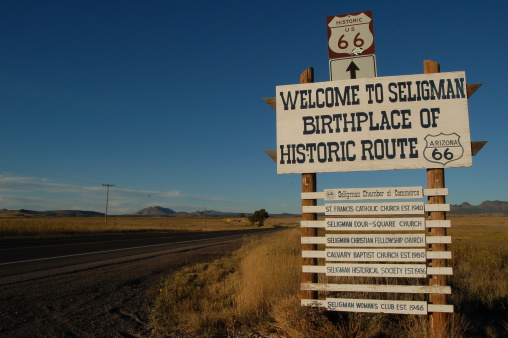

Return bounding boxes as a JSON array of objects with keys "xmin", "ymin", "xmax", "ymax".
[
  {"xmin": 324, "ymin": 234, "xmax": 427, "ymax": 247},
  {"xmin": 302, "ymin": 237, "xmax": 327, "ymax": 244},
  {"xmin": 427, "ymin": 267, "xmax": 453, "ymax": 275},
  {"xmin": 325, "ymin": 298, "xmax": 428, "ymax": 315},
  {"xmin": 301, "ymin": 220, "xmax": 326, "ymax": 228},
  {"xmin": 426, "ymin": 236, "xmax": 451, "ymax": 244},
  {"xmin": 426, "ymin": 251, "xmax": 452, "ymax": 259},
  {"xmin": 301, "ymin": 219, "xmax": 451, "ymax": 229},
  {"xmin": 323, "ymin": 186, "xmax": 423, "ymax": 201},
  {"xmin": 301, "ymin": 299, "xmax": 453, "ymax": 313},
  {"xmin": 425, "ymin": 220, "xmax": 451, "ymax": 228},
  {"xmin": 303, "ymin": 203, "xmax": 450, "ymax": 214},
  {"xmin": 302, "ymin": 235, "xmax": 450, "ymax": 246},
  {"xmin": 428, "ymin": 304, "xmax": 454, "ymax": 313},
  {"xmin": 302, "ymin": 265, "xmax": 453, "ymax": 276},
  {"xmin": 324, "ymin": 202, "xmax": 426, "ymax": 215},
  {"xmin": 424, "ymin": 204, "xmax": 450, "ymax": 212},
  {"xmin": 302, "ymin": 249, "xmax": 451, "ymax": 261},
  {"xmin": 301, "ymin": 192, "xmax": 326, "ymax": 199},
  {"xmin": 302, "ymin": 206, "xmax": 325, "ymax": 213},
  {"xmin": 302, "ymin": 250, "xmax": 327, "ymax": 258},
  {"xmin": 423, "ymin": 188, "xmax": 448, "ymax": 196},
  {"xmin": 301, "ymin": 282, "xmax": 452, "ymax": 294},
  {"xmin": 325, "ymin": 217, "xmax": 425, "ymax": 231},
  {"xmin": 302, "ymin": 187, "xmax": 448, "ymax": 200},
  {"xmin": 323, "ymin": 263, "xmax": 429, "ymax": 278},
  {"xmin": 323, "ymin": 248, "xmax": 427, "ymax": 262}
]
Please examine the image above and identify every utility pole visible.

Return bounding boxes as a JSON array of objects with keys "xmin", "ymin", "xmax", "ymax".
[{"xmin": 102, "ymin": 184, "xmax": 115, "ymax": 224}]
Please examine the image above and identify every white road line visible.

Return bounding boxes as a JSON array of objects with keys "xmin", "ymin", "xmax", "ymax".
[{"xmin": 0, "ymin": 233, "xmax": 245, "ymax": 266}]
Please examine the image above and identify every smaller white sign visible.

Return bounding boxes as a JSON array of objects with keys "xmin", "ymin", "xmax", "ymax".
[
  {"xmin": 326, "ymin": 263, "xmax": 427, "ymax": 277},
  {"xmin": 325, "ymin": 248, "xmax": 427, "ymax": 262},
  {"xmin": 327, "ymin": 11, "xmax": 375, "ymax": 58},
  {"xmin": 326, "ymin": 234, "xmax": 426, "ymax": 247},
  {"xmin": 326, "ymin": 298, "xmax": 427, "ymax": 315},
  {"xmin": 325, "ymin": 217, "xmax": 426, "ymax": 231},
  {"xmin": 325, "ymin": 201, "xmax": 424, "ymax": 215},
  {"xmin": 324, "ymin": 186, "xmax": 423, "ymax": 201},
  {"xmin": 330, "ymin": 55, "xmax": 377, "ymax": 81}
]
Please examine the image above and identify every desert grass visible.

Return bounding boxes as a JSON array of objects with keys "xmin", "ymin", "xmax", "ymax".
[
  {"xmin": 0, "ymin": 217, "xmax": 275, "ymax": 239},
  {"xmin": 0, "ymin": 216, "xmax": 297, "ymax": 239},
  {"xmin": 152, "ymin": 216, "xmax": 507, "ymax": 337},
  {"xmin": 151, "ymin": 229, "xmax": 301, "ymax": 336},
  {"xmin": 0, "ymin": 217, "xmax": 299, "ymax": 239}
]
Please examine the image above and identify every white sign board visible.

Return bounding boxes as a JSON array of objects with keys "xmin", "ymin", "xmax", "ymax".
[
  {"xmin": 326, "ymin": 234, "xmax": 426, "ymax": 247},
  {"xmin": 324, "ymin": 186, "xmax": 423, "ymax": 200},
  {"xmin": 276, "ymin": 71, "xmax": 471, "ymax": 174},
  {"xmin": 325, "ymin": 201, "xmax": 424, "ymax": 215},
  {"xmin": 325, "ymin": 248, "xmax": 427, "ymax": 262},
  {"xmin": 325, "ymin": 263, "xmax": 427, "ymax": 277},
  {"xmin": 330, "ymin": 55, "xmax": 377, "ymax": 81},
  {"xmin": 326, "ymin": 217, "xmax": 426, "ymax": 231},
  {"xmin": 326, "ymin": 298, "xmax": 428, "ymax": 315}
]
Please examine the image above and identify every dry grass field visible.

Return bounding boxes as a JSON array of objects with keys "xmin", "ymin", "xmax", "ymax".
[
  {"xmin": 0, "ymin": 216, "xmax": 300, "ymax": 239},
  {"xmin": 152, "ymin": 216, "xmax": 507, "ymax": 337}
]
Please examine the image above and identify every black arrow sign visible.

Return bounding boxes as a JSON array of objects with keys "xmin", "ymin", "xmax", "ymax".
[{"xmin": 346, "ymin": 61, "xmax": 360, "ymax": 79}]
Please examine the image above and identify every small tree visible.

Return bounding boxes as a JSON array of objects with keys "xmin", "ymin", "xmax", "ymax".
[{"xmin": 248, "ymin": 209, "xmax": 269, "ymax": 227}]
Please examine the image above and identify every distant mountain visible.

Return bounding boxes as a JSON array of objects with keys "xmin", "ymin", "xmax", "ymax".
[
  {"xmin": 0, "ymin": 209, "xmax": 104, "ymax": 218},
  {"xmin": 450, "ymin": 200, "xmax": 508, "ymax": 215},
  {"xmin": 40, "ymin": 210, "xmax": 104, "ymax": 217},
  {"xmin": 130, "ymin": 206, "xmax": 176, "ymax": 216},
  {"xmin": 131, "ymin": 207, "xmax": 244, "ymax": 218}
]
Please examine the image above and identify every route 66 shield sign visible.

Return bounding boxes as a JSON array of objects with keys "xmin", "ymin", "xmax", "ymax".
[
  {"xmin": 423, "ymin": 133, "xmax": 464, "ymax": 166},
  {"xmin": 327, "ymin": 11, "xmax": 375, "ymax": 59}
]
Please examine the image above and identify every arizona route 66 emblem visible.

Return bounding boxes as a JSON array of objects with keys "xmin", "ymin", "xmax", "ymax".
[{"xmin": 423, "ymin": 133, "xmax": 464, "ymax": 166}]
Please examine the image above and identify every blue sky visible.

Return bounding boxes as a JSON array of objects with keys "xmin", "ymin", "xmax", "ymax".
[{"xmin": 1, "ymin": 0, "xmax": 506, "ymax": 215}]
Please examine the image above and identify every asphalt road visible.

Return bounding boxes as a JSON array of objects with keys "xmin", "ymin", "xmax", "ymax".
[
  {"xmin": 0, "ymin": 228, "xmax": 278, "ymax": 337},
  {"xmin": 0, "ymin": 228, "xmax": 278, "ymax": 277}
]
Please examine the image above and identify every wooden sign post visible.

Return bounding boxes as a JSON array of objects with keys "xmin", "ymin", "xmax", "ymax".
[
  {"xmin": 300, "ymin": 67, "xmax": 318, "ymax": 300},
  {"xmin": 425, "ymin": 60, "xmax": 448, "ymax": 338}
]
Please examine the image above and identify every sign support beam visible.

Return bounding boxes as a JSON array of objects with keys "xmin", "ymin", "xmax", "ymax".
[
  {"xmin": 299, "ymin": 67, "xmax": 318, "ymax": 301},
  {"xmin": 424, "ymin": 60, "xmax": 448, "ymax": 338}
]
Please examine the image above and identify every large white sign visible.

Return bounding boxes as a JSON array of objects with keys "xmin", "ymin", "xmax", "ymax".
[{"xmin": 276, "ymin": 71, "xmax": 471, "ymax": 174}]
